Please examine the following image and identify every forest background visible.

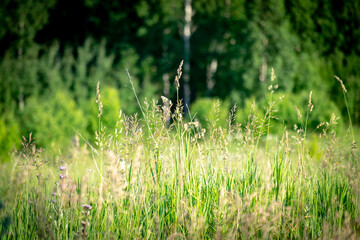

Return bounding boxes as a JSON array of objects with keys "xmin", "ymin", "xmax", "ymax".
[{"xmin": 0, "ymin": 0, "xmax": 359, "ymax": 160}]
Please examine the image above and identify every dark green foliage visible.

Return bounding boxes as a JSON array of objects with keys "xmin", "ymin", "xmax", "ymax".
[{"xmin": 0, "ymin": 0, "xmax": 56, "ymax": 52}]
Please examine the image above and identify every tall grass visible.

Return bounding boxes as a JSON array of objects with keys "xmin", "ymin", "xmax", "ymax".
[{"xmin": 0, "ymin": 66, "xmax": 359, "ymax": 239}]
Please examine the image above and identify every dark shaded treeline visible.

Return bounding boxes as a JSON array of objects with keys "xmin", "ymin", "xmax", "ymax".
[{"xmin": 1, "ymin": 0, "xmax": 359, "ymax": 107}]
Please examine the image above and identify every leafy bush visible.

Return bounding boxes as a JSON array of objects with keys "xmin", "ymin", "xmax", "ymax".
[
  {"xmin": 85, "ymin": 85, "xmax": 122, "ymax": 136},
  {"xmin": 191, "ymin": 97, "xmax": 230, "ymax": 129},
  {"xmin": 0, "ymin": 113, "xmax": 20, "ymax": 161},
  {"xmin": 236, "ymin": 97, "xmax": 264, "ymax": 126},
  {"xmin": 23, "ymin": 90, "xmax": 85, "ymax": 152},
  {"xmin": 236, "ymin": 91, "xmax": 343, "ymax": 133},
  {"xmin": 274, "ymin": 91, "xmax": 342, "ymax": 130}
]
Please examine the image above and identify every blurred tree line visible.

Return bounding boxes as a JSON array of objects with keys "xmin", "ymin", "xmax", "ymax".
[{"xmin": 0, "ymin": 0, "xmax": 359, "ymax": 160}]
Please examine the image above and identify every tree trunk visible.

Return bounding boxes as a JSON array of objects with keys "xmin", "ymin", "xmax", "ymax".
[
  {"xmin": 18, "ymin": 20, "xmax": 25, "ymax": 111},
  {"xmin": 162, "ymin": 29, "xmax": 171, "ymax": 125},
  {"xmin": 206, "ymin": 58, "xmax": 218, "ymax": 96},
  {"xmin": 259, "ymin": 37, "xmax": 268, "ymax": 83},
  {"xmin": 183, "ymin": 0, "xmax": 192, "ymax": 112}
]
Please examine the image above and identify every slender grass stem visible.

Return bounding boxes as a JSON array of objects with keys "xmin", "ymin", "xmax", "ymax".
[{"xmin": 126, "ymin": 69, "xmax": 158, "ymax": 149}]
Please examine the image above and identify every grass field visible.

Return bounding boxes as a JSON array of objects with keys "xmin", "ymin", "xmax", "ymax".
[{"xmin": 0, "ymin": 68, "xmax": 359, "ymax": 239}]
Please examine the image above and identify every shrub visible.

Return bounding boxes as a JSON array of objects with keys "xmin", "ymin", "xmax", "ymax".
[
  {"xmin": 23, "ymin": 90, "xmax": 85, "ymax": 153},
  {"xmin": 85, "ymin": 85, "xmax": 122, "ymax": 136},
  {"xmin": 274, "ymin": 91, "xmax": 343, "ymax": 130},
  {"xmin": 0, "ymin": 113, "xmax": 20, "ymax": 161},
  {"xmin": 236, "ymin": 97, "xmax": 264, "ymax": 126},
  {"xmin": 236, "ymin": 91, "xmax": 343, "ymax": 133},
  {"xmin": 191, "ymin": 97, "xmax": 230, "ymax": 129}
]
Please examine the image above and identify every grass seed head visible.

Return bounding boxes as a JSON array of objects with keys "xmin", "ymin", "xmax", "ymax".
[
  {"xmin": 335, "ymin": 75, "xmax": 347, "ymax": 93},
  {"xmin": 295, "ymin": 106, "xmax": 302, "ymax": 119},
  {"xmin": 271, "ymin": 68, "xmax": 276, "ymax": 82},
  {"xmin": 174, "ymin": 60, "xmax": 184, "ymax": 89}
]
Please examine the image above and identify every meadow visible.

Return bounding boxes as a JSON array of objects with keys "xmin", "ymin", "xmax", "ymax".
[{"xmin": 0, "ymin": 66, "xmax": 359, "ymax": 239}]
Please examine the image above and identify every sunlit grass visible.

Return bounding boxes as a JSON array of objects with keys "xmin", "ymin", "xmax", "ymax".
[{"xmin": 0, "ymin": 67, "xmax": 359, "ymax": 239}]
